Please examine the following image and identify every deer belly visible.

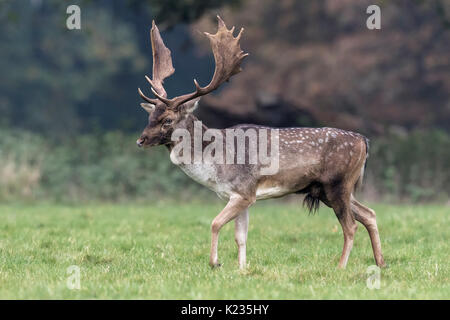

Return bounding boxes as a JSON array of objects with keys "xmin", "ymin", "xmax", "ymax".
[{"xmin": 256, "ymin": 186, "xmax": 290, "ymax": 200}]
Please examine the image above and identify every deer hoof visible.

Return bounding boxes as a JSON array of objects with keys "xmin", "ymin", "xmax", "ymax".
[{"xmin": 210, "ymin": 262, "xmax": 222, "ymax": 269}]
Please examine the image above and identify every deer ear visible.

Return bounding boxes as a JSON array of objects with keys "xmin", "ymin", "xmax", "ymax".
[
  {"xmin": 140, "ymin": 103, "xmax": 155, "ymax": 114},
  {"xmin": 181, "ymin": 98, "xmax": 200, "ymax": 114}
]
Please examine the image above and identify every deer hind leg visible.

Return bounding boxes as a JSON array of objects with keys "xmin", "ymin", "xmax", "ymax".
[
  {"xmin": 325, "ymin": 186, "xmax": 357, "ymax": 268},
  {"xmin": 351, "ymin": 195, "xmax": 386, "ymax": 267},
  {"xmin": 235, "ymin": 209, "xmax": 249, "ymax": 269},
  {"xmin": 210, "ymin": 195, "xmax": 253, "ymax": 268}
]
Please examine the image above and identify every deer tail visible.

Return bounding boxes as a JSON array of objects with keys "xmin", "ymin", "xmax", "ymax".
[
  {"xmin": 302, "ymin": 183, "xmax": 322, "ymax": 215},
  {"xmin": 355, "ymin": 137, "xmax": 369, "ymax": 190}
]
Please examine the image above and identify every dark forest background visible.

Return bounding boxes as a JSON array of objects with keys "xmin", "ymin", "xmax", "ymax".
[{"xmin": 0, "ymin": 0, "xmax": 449, "ymax": 203}]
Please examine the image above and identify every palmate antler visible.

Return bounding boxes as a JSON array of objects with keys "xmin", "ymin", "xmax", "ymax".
[
  {"xmin": 138, "ymin": 20, "xmax": 175, "ymax": 105},
  {"xmin": 138, "ymin": 15, "xmax": 248, "ymax": 110}
]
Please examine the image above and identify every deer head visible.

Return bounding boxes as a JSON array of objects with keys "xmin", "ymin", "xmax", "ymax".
[{"xmin": 136, "ymin": 16, "xmax": 248, "ymax": 147}]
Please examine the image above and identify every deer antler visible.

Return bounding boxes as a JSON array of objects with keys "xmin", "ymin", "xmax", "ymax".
[
  {"xmin": 138, "ymin": 20, "xmax": 175, "ymax": 105},
  {"xmin": 145, "ymin": 15, "xmax": 248, "ymax": 110}
]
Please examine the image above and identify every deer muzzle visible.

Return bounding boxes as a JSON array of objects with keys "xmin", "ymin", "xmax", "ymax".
[{"xmin": 136, "ymin": 136, "xmax": 147, "ymax": 147}]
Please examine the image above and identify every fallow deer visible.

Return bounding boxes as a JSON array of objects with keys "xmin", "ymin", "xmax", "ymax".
[{"xmin": 136, "ymin": 16, "xmax": 385, "ymax": 269}]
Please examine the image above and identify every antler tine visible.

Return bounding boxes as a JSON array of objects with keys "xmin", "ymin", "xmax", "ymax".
[
  {"xmin": 152, "ymin": 15, "xmax": 248, "ymax": 110},
  {"xmin": 236, "ymin": 27, "xmax": 244, "ymax": 41},
  {"xmin": 138, "ymin": 87, "xmax": 159, "ymax": 105},
  {"xmin": 150, "ymin": 87, "xmax": 171, "ymax": 105},
  {"xmin": 144, "ymin": 75, "xmax": 171, "ymax": 104}
]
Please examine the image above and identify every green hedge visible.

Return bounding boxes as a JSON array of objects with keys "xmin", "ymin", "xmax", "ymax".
[
  {"xmin": 0, "ymin": 128, "xmax": 449, "ymax": 203},
  {"xmin": 366, "ymin": 130, "xmax": 450, "ymax": 202},
  {"xmin": 0, "ymin": 129, "xmax": 207, "ymax": 202}
]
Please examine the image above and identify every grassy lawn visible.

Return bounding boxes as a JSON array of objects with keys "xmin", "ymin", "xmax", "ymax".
[{"xmin": 0, "ymin": 201, "xmax": 448, "ymax": 299}]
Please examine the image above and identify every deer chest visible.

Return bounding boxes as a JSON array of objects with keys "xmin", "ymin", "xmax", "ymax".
[{"xmin": 178, "ymin": 163, "xmax": 218, "ymax": 188}]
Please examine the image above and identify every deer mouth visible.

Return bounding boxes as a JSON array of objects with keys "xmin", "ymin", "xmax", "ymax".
[
  {"xmin": 137, "ymin": 137, "xmax": 162, "ymax": 148},
  {"xmin": 136, "ymin": 137, "xmax": 147, "ymax": 147}
]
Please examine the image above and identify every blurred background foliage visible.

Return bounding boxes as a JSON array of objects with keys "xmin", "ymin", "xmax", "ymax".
[{"xmin": 0, "ymin": 0, "xmax": 449, "ymax": 203}]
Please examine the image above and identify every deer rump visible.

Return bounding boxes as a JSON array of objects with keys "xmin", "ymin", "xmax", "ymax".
[{"xmin": 297, "ymin": 137, "xmax": 369, "ymax": 215}]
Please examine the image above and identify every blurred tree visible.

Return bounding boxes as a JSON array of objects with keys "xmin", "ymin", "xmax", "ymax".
[
  {"xmin": 127, "ymin": 0, "xmax": 241, "ymax": 28},
  {"xmin": 0, "ymin": 0, "xmax": 148, "ymax": 134},
  {"xmin": 0, "ymin": 0, "xmax": 448, "ymax": 136},
  {"xmin": 0, "ymin": 0, "xmax": 241, "ymax": 136},
  {"xmin": 193, "ymin": 0, "xmax": 450, "ymax": 134}
]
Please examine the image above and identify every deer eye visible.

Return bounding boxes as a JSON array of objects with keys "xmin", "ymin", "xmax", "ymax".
[{"xmin": 163, "ymin": 118, "xmax": 172, "ymax": 126}]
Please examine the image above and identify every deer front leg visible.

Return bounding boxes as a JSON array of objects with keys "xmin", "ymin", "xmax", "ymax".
[
  {"xmin": 235, "ymin": 209, "xmax": 249, "ymax": 269},
  {"xmin": 210, "ymin": 195, "xmax": 253, "ymax": 268}
]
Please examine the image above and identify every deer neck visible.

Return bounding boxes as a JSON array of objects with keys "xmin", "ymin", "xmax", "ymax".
[
  {"xmin": 166, "ymin": 114, "xmax": 224, "ymax": 194},
  {"xmin": 165, "ymin": 114, "xmax": 210, "ymax": 153}
]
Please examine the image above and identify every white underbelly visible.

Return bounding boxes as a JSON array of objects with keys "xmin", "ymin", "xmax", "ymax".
[{"xmin": 256, "ymin": 186, "xmax": 290, "ymax": 200}]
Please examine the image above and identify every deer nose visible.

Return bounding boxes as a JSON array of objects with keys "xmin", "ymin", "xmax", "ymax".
[{"xmin": 136, "ymin": 137, "xmax": 146, "ymax": 147}]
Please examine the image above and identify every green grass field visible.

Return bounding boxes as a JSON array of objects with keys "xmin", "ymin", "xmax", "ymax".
[{"xmin": 0, "ymin": 201, "xmax": 448, "ymax": 299}]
